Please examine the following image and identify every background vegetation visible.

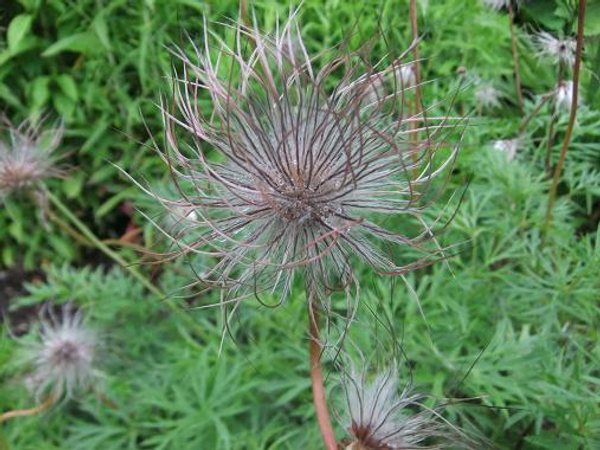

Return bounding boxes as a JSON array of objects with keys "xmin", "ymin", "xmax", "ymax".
[{"xmin": 1, "ymin": 0, "xmax": 599, "ymax": 448}]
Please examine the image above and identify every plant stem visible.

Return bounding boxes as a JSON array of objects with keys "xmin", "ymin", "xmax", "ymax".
[
  {"xmin": 543, "ymin": 0, "xmax": 586, "ymax": 237},
  {"xmin": 45, "ymin": 189, "xmax": 204, "ymax": 336},
  {"xmin": 508, "ymin": 2, "xmax": 524, "ymax": 114},
  {"xmin": 409, "ymin": 0, "xmax": 422, "ymax": 174},
  {"xmin": 308, "ymin": 291, "xmax": 337, "ymax": 450},
  {"xmin": 409, "ymin": 0, "xmax": 422, "ymax": 115},
  {"xmin": 518, "ymin": 93, "xmax": 552, "ymax": 135},
  {"xmin": 0, "ymin": 393, "xmax": 57, "ymax": 423},
  {"xmin": 544, "ymin": 64, "xmax": 564, "ymax": 175}
]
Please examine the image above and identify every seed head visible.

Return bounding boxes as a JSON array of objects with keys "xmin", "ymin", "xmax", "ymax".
[
  {"xmin": 474, "ymin": 82, "xmax": 502, "ymax": 110},
  {"xmin": 341, "ymin": 364, "xmax": 463, "ymax": 449},
  {"xmin": 481, "ymin": 0, "xmax": 513, "ymax": 11},
  {"xmin": 20, "ymin": 305, "xmax": 100, "ymax": 401},
  {"xmin": 0, "ymin": 118, "xmax": 63, "ymax": 200},
  {"xmin": 534, "ymin": 32, "xmax": 576, "ymax": 67},
  {"xmin": 492, "ymin": 138, "xmax": 520, "ymax": 161},
  {"xmin": 144, "ymin": 11, "xmax": 459, "ymax": 310},
  {"xmin": 555, "ymin": 80, "xmax": 576, "ymax": 112}
]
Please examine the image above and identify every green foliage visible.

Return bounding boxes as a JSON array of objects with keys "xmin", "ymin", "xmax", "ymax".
[{"xmin": 0, "ymin": 0, "xmax": 599, "ymax": 449}]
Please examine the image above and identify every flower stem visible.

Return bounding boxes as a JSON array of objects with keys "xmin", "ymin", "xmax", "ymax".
[
  {"xmin": 308, "ymin": 291, "xmax": 337, "ymax": 450},
  {"xmin": 45, "ymin": 189, "xmax": 204, "ymax": 336},
  {"xmin": 0, "ymin": 393, "xmax": 57, "ymax": 423},
  {"xmin": 508, "ymin": 2, "xmax": 524, "ymax": 114},
  {"xmin": 543, "ymin": 0, "xmax": 586, "ymax": 238},
  {"xmin": 544, "ymin": 64, "xmax": 564, "ymax": 176},
  {"xmin": 518, "ymin": 93, "xmax": 552, "ymax": 135},
  {"xmin": 409, "ymin": 0, "xmax": 422, "ymax": 115}
]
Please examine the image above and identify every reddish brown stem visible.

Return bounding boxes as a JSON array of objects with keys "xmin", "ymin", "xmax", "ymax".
[
  {"xmin": 0, "ymin": 393, "xmax": 57, "ymax": 423},
  {"xmin": 544, "ymin": 64, "xmax": 564, "ymax": 175},
  {"xmin": 508, "ymin": 2, "xmax": 524, "ymax": 114},
  {"xmin": 308, "ymin": 297, "xmax": 337, "ymax": 450},
  {"xmin": 409, "ymin": 0, "xmax": 422, "ymax": 114},
  {"xmin": 544, "ymin": 0, "xmax": 586, "ymax": 236},
  {"xmin": 409, "ymin": 0, "xmax": 422, "ymax": 175}
]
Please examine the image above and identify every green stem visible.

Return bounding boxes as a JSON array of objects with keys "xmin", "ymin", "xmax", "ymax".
[
  {"xmin": 508, "ymin": 2, "xmax": 524, "ymax": 115},
  {"xmin": 543, "ymin": 0, "xmax": 586, "ymax": 239},
  {"xmin": 46, "ymin": 189, "xmax": 203, "ymax": 336}
]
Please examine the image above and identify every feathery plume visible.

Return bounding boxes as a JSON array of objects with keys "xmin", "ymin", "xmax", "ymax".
[
  {"xmin": 534, "ymin": 32, "xmax": 576, "ymax": 67},
  {"xmin": 474, "ymin": 82, "xmax": 502, "ymax": 110},
  {"xmin": 555, "ymin": 80, "xmax": 576, "ymax": 112},
  {"xmin": 481, "ymin": 0, "xmax": 513, "ymax": 11},
  {"xmin": 0, "ymin": 117, "xmax": 63, "ymax": 200},
  {"xmin": 20, "ymin": 305, "xmax": 100, "ymax": 402},
  {"xmin": 340, "ymin": 364, "xmax": 465, "ymax": 449},
  {"xmin": 141, "ymin": 10, "xmax": 460, "ymax": 315},
  {"xmin": 492, "ymin": 138, "xmax": 520, "ymax": 161}
]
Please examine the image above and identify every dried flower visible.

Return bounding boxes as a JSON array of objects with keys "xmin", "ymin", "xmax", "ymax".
[
  {"xmin": 341, "ymin": 364, "xmax": 463, "ymax": 449},
  {"xmin": 474, "ymin": 82, "xmax": 502, "ymax": 110},
  {"xmin": 20, "ymin": 305, "xmax": 100, "ymax": 401},
  {"xmin": 492, "ymin": 138, "xmax": 520, "ymax": 161},
  {"xmin": 555, "ymin": 80, "xmax": 576, "ymax": 112},
  {"xmin": 0, "ymin": 118, "xmax": 63, "ymax": 200},
  {"xmin": 534, "ymin": 32, "xmax": 576, "ymax": 67},
  {"xmin": 481, "ymin": 0, "xmax": 513, "ymax": 11},
  {"xmin": 142, "ymin": 12, "xmax": 458, "ymax": 311}
]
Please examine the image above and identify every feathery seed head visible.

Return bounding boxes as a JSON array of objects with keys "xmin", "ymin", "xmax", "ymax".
[
  {"xmin": 341, "ymin": 364, "xmax": 458, "ymax": 449},
  {"xmin": 21, "ymin": 305, "xmax": 100, "ymax": 401},
  {"xmin": 481, "ymin": 0, "xmax": 513, "ymax": 11},
  {"xmin": 0, "ymin": 118, "xmax": 62, "ymax": 199},
  {"xmin": 145, "ymin": 11, "xmax": 459, "ymax": 310},
  {"xmin": 555, "ymin": 80, "xmax": 575, "ymax": 112},
  {"xmin": 492, "ymin": 138, "xmax": 520, "ymax": 161},
  {"xmin": 474, "ymin": 82, "xmax": 502, "ymax": 110},
  {"xmin": 534, "ymin": 32, "xmax": 576, "ymax": 66}
]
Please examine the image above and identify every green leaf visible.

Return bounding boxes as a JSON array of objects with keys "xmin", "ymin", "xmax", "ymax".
[
  {"xmin": 584, "ymin": 2, "xmax": 600, "ymax": 36},
  {"xmin": 29, "ymin": 76, "xmax": 50, "ymax": 109},
  {"xmin": 42, "ymin": 32, "xmax": 102, "ymax": 57},
  {"xmin": 55, "ymin": 74, "xmax": 78, "ymax": 101},
  {"xmin": 62, "ymin": 173, "xmax": 85, "ymax": 199},
  {"xmin": 52, "ymin": 92, "xmax": 75, "ymax": 119},
  {"xmin": 7, "ymin": 14, "xmax": 33, "ymax": 54},
  {"xmin": 95, "ymin": 188, "xmax": 135, "ymax": 219}
]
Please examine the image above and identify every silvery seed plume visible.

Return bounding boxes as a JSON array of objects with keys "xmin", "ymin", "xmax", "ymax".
[
  {"xmin": 142, "ymin": 10, "xmax": 459, "ymax": 313},
  {"xmin": 474, "ymin": 82, "xmax": 502, "ymax": 110},
  {"xmin": 534, "ymin": 32, "xmax": 576, "ymax": 67},
  {"xmin": 492, "ymin": 138, "xmax": 520, "ymax": 161},
  {"xmin": 20, "ymin": 305, "xmax": 100, "ymax": 401},
  {"xmin": 555, "ymin": 80, "xmax": 576, "ymax": 112},
  {"xmin": 0, "ymin": 117, "xmax": 63, "ymax": 200},
  {"xmin": 341, "ymin": 364, "xmax": 465, "ymax": 449},
  {"xmin": 481, "ymin": 0, "xmax": 514, "ymax": 11}
]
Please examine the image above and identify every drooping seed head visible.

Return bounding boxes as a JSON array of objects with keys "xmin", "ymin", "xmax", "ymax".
[
  {"xmin": 534, "ymin": 32, "xmax": 576, "ymax": 67},
  {"xmin": 20, "ymin": 305, "xmax": 100, "ymax": 401},
  {"xmin": 0, "ymin": 118, "xmax": 63, "ymax": 200},
  {"xmin": 140, "ymin": 10, "xmax": 460, "ymax": 313}
]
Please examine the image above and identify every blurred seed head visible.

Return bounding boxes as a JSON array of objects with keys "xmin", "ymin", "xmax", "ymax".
[
  {"xmin": 0, "ymin": 118, "xmax": 63, "ymax": 200},
  {"xmin": 555, "ymin": 80, "xmax": 576, "ymax": 112},
  {"xmin": 534, "ymin": 32, "xmax": 576, "ymax": 67},
  {"xmin": 142, "ymin": 10, "xmax": 460, "ymax": 312},
  {"xmin": 474, "ymin": 82, "xmax": 502, "ymax": 110},
  {"xmin": 492, "ymin": 138, "xmax": 520, "ymax": 161},
  {"xmin": 341, "ymin": 363, "xmax": 464, "ymax": 449},
  {"xmin": 481, "ymin": 0, "xmax": 514, "ymax": 11},
  {"xmin": 20, "ymin": 304, "xmax": 100, "ymax": 401}
]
